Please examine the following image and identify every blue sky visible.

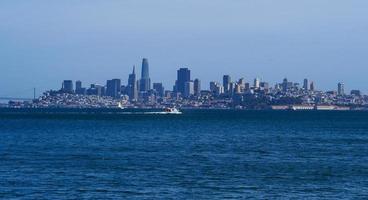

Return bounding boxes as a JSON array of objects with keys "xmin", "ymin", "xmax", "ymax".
[{"xmin": 1, "ymin": 0, "xmax": 368, "ymax": 97}]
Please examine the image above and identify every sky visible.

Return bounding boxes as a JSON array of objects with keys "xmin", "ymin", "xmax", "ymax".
[{"xmin": 1, "ymin": 0, "xmax": 368, "ymax": 98}]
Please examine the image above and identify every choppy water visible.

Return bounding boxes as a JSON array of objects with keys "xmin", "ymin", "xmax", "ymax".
[{"xmin": 1, "ymin": 110, "xmax": 368, "ymax": 199}]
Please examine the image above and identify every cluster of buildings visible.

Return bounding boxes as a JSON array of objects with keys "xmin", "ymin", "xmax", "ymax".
[{"xmin": 12, "ymin": 58, "xmax": 368, "ymax": 110}]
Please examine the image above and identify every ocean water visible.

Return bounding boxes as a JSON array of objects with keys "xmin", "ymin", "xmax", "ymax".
[{"xmin": 1, "ymin": 110, "xmax": 368, "ymax": 199}]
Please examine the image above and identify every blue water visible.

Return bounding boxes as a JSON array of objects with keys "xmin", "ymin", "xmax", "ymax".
[{"xmin": 1, "ymin": 110, "xmax": 368, "ymax": 199}]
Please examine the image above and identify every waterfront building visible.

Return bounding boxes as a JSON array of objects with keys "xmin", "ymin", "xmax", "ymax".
[
  {"xmin": 194, "ymin": 79, "xmax": 201, "ymax": 96},
  {"xmin": 140, "ymin": 58, "xmax": 151, "ymax": 92},
  {"xmin": 176, "ymin": 68, "xmax": 191, "ymax": 94},
  {"xmin": 128, "ymin": 66, "xmax": 138, "ymax": 101},
  {"xmin": 153, "ymin": 83, "xmax": 164, "ymax": 97},
  {"xmin": 184, "ymin": 81, "xmax": 194, "ymax": 97},
  {"xmin": 303, "ymin": 79, "xmax": 309, "ymax": 90},
  {"xmin": 62, "ymin": 80, "xmax": 74, "ymax": 93},
  {"xmin": 338, "ymin": 82, "xmax": 345, "ymax": 96},
  {"xmin": 223, "ymin": 75, "xmax": 231, "ymax": 94}
]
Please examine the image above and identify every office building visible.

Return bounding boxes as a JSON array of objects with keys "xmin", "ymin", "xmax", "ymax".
[
  {"xmin": 176, "ymin": 68, "xmax": 191, "ymax": 94},
  {"xmin": 62, "ymin": 80, "xmax": 73, "ymax": 93},
  {"xmin": 254, "ymin": 78, "xmax": 260, "ymax": 88},
  {"xmin": 303, "ymin": 79, "xmax": 309, "ymax": 90},
  {"xmin": 153, "ymin": 83, "xmax": 164, "ymax": 97},
  {"xmin": 128, "ymin": 66, "xmax": 138, "ymax": 101},
  {"xmin": 106, "ymin": 79, "xmax": 121, "ymax": 98},
  {"xmin": 223, "ymin": 75, "xmax": 231, "ymax": 94},
  {"xmin": 194, "ymin": 79, "xmax": 201, "ymax": 96},
  {"xmin": 338, "ymin": 82, "xmax": 345, "ymax": 96},
  {"xmin": 184, "ymin": 81, "xmax": 194, "ymax": 97},
  {"xmin": 351, "ymin": 90, "xmax": 361, "ymax": 96},
  {"xmin": 140, "ymin": 58, "xmax": 151, "ymax": 92},
  {"xmin": 310, "ymin": 81, "xmax": 315, "ymax": 91}
]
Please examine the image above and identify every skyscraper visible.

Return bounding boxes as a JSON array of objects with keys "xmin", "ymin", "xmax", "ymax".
[
  {"xmin": 254, "ymin": 78, "xmax": 260, "ymax": 88},
  {"xmin": 282, "ymin": 78, "xmax": 288, "ymax": 92},
  {"xmin": 303, "ymin": 79, "xmax": 309, "ymax": 90},
  {"xmin": 194, "ymin": 79, "xmax": 201, "ymax": 96},
  {"xmin": 128, "ymin": 66, "xmax": 138, "ymax": 101},
  {"xmin": 153, "ymin": 83, "xmax": 164, "ymax": 97},
  {"xmin": 76, "ymin": 80, "xmax": 82, "ymax": 91},
  {"xmin": 223, "ymin": 75, "xmax": 231, "ymax": 94},
  {"xmin": 184, "ymin": 81, "xmax": 194, "ymax": 97},
  {"xmin": 140, "ymin": 58, "xmax": 151, "ymax": 92},
  {"xmin": 75, "ymin": 80, "xmax": 86, "ymax": 95},
  {"xmin": 176, "ymin": 68, "xmax": 191, "ymax": 94},
  {"xmin": 62, "ymin": 80, "xmax": 73, "ymax": 93},
  {"xmin": 310, "ymin": 81, "xmax": 315, "ymax": 91},
  {"xmin": 338, "ymin": 82, "xmax": 345, "ymax": 96},
  {"xmin": 106, "ymin": 79, "xmax": 121, "ymax": 98}
]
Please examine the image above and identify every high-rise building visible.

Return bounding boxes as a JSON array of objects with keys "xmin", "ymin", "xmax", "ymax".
[
  {"xmin": 223, "ymin": 75, "xmax": 231, "ymax": 94},
  {"xmin": 128, "ymin": 66, "xmax": 138, "ymax": 101},
  {"xmin": 140, "ymin": 58, "xmax": 151, "ymax": 92},
  {"xmin": 62, "ymin": 80, "xmax": 73, "ymax": 93},
  {"xmin": 106, "ymin": 79, "xmax": 121, "ymax": 98},
  {"xmin": 153, "ymin": 83, "xmax": 164, "ymax": 97},
  {"xmin": 184, "ymin": 81, "xmax": 194, "ymax": 97},
  {"xmin": 303, "ymin": 79, "xmax": 309, "ymax": 90},
  {"xmin": 76, "ymin": 81, "xmax": 82, "ymax": 91},
  {"xmin": 282, "ymin": 78, "xmax": 288, "ymax": 92},
  {"xmin": 210, "ymin": 82, "xmax": 224, "ymax": 95},
  {"xmin": 338, "ymin": 82, "xmax": 345, "ymax": 96},
  {"xmin": 260, "ymin": 82, "xmax": 269, "ymax": 90},
  {"xmin": 254, "ymin": 78, "xmax": 260, "ymax": 88},
  {"xmin": 75, "ymin": 80, "xmax": 86, "ymax": 94},
  {"xmin": 237, "ymin": 78, "xmax": 245, "ymax": 92},
  {"xmin": 176, "ymin": 68, "xmax": 191, "ymax": 94},
  {"xmin": 194, "ymin": 79, "xmax": 201, "ymax": 96},
  {"xmin": 87, "ymin": 84, "xmax": 104, "ymax": 96},
  {"xmin": 310, "ymin": 81, "xmax": 315, "ymax": 91}
]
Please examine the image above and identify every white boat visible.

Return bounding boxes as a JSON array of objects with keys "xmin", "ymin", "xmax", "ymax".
[
  {"xmin": 118, "ymin": 102, "xmax": 125, "ymax": 109},
  {"xmin": 163, "ymin": 107, "xmax": 182, "ymax": 114}
]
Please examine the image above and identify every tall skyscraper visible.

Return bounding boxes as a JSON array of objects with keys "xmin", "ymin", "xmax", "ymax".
[
  {"xmin": 338, "ymin": 82, "xmax": 345, "ymax": 96},
  {"xmin": 303, "ymin": 79, "xmax": 309, "ymax": 90},
  {"xmin": 194, "ymin": 79, "xmax": 201, "ymax": 96},
  {"xmin": 310, "ymin": 81, "xmax": 315, "ymax": 91},
  {"xmin": 62, "ymin": 80, "xmax": 73, "ymax": 93},
  {"xmin": 176, "ymin": 68, "xmax": 191, "ymax": 94},
  {"xmin": 106, "ymin": 79, "xmax": 121, "ymax": 98},
  {"xmin": 140, "ymin": 58, "xmax": 151, "ymax": 92},
  {"xmin": 128, "ymin": 66, "xmax": 138, "ymax": 101},
  {"xmin": 223, "ymin": 75, "xmax": 231, "ymax": 94}
]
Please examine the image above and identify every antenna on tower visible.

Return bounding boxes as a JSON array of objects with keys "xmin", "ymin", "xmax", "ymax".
[{"xmin": 33, "ymin": 88, "xmax": 36, "ymax": 100}]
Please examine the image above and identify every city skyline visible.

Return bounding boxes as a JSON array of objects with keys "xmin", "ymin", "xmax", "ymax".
[{"xmin": 1, "ymin": 1, "xmax": 368, "ymax": 98}]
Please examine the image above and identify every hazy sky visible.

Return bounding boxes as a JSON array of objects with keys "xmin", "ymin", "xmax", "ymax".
[{"xmin": 1, "ymin": 0, "xmax": 368, "ymax": 97}]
